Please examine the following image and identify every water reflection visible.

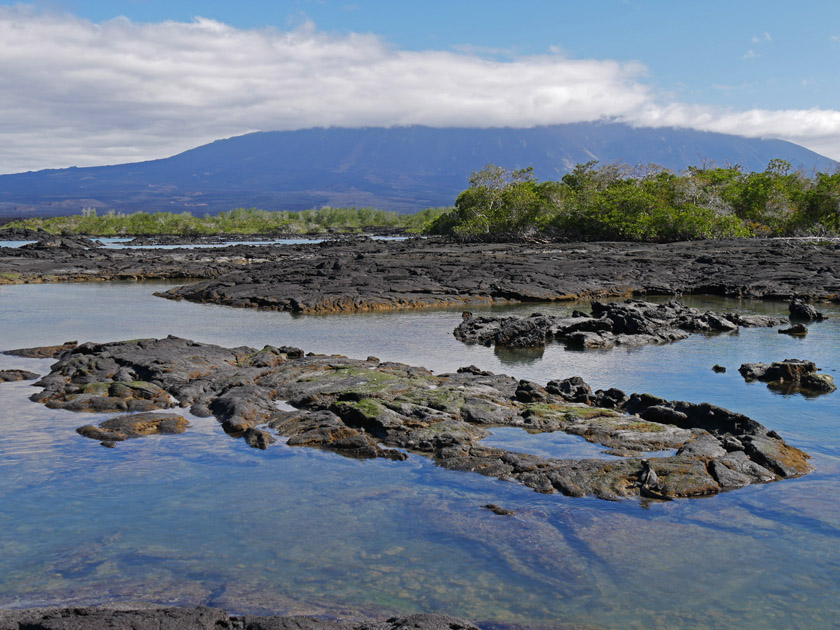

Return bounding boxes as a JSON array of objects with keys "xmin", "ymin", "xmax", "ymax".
[{"xmin": 492, "ymin": 344, "xmax": 545, "ymax": 366}]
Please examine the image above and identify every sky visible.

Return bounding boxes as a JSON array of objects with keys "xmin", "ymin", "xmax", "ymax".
[{"xmin": 1, "ymin": 0, "xmax": 839, "ymax": 173}]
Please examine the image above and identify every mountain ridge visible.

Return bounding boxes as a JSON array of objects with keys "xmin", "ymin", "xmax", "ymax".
[{"xmin": 0, "ymin": 123, "xmax": 835, "ymax": 217}]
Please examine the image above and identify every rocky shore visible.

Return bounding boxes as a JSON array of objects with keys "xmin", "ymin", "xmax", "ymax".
[
  {"xmin": 12, "ymin": 336, "xmax": 811, "ymax": 501},
  {"xmin": 0, "ymin": 237, "xmax": 838, "ymax": 312},
  {"xmin": 0, "ymin": 607, "xmax": 480, "ymax": 630},
  {"xmin": 454, "ymin": 299, "xmax": 788, "ymax": 349}
]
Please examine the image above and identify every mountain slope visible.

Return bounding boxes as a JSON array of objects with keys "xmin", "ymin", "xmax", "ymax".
[{"xmin": 0, "ymin": 123, "xmax": 835, "ymax": 217}]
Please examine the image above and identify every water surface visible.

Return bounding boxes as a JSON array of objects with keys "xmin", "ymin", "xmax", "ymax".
[{"xmin": 0, "ymin": 282, "xmax": 838, "ymax": 628}]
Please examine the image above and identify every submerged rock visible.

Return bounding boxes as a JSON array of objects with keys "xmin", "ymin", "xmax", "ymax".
[
  {"xmin": 482, "ymin": 504, "xmax": 516, "ymax": 516},
  {"xmin": 76, "ymin": 412, "xmax": 189, "ymax": 445},
  {"xmin": 4, "ymin": 341, "xmax": 78, "ymax": 359},
  {"xmin": 29, "ymin": 336, "xmax": 812, "ymax": 501},
  {"xmin": 454, "ymin": 299, "xmax": 786, "ymax": 350},
  {"xmin": 0, "ymin": 369, "xmax": 39, "ymax": 382},
  {"xmin": 778, "ymin": 323, "xmax": 809, "ymax": 336},
  {"xmin": 739, "ymin": 359, "xmax": 837, "ymax": 395}
]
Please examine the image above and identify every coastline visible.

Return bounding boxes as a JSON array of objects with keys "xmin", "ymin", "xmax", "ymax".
[{"xmin": 1, "ymin": 237, "xmax": 838, "ymax": 312}]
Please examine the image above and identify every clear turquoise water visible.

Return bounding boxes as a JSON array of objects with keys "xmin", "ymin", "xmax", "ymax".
[{"xmin": 0, "ymin": 282, "xmax": 838, "ymax": 628}]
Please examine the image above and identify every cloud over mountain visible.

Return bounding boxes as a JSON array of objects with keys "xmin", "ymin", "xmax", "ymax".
[{"xmin": 1, "ymin": 7, "xmax": 839, "ymax": 173}]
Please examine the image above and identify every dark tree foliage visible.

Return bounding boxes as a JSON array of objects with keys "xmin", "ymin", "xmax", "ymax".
[{"xmin": 429, "ymin": 160, "xmax": 840, "ymax": 242}]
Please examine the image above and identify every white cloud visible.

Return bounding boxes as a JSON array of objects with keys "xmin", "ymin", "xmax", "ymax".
[
  {"xmin": 629, "ymin": 104, "xmax": 840, "ymax": 163},
  {"xmin": 0, "ymin": 8, "xmax": 838, "ymax": 173},
  {"xmin": 751, "ymin": 32, "xmax": 772, "ymax": 44}
]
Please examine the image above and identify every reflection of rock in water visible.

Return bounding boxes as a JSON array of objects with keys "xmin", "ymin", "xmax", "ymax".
[
  {"xmin": 493, "ymin": 344, "xmax": 545, "ymax": 365},
  {"xmin": 767, "ymin": 378, "xmax": 836, "ymax": 398},
  {"xmin": 740, "ymin": 359, "xmax": 836, "ymax": 397}
]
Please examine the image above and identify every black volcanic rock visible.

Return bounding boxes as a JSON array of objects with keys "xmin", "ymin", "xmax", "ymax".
[
  {"xmin": 2, "ymin": 238, "xmax": 839, "ymax": 312},
  {"xmin": 26, "ymin": 336, "xmax": 812, "ymax": 501},
  {"xmin": 454, "ymin": 299, "xmax": 784, "ymax": 350},
  {"xmin": 0, "ymin": 606, "xmax": 481, "ymax": 630},
  {"xmin": 789, "ymin": 297, "xmax": 827, "ymax": 322},
  {"xmin": 739, "ymin": 359, "xmax": 836, "ymax": 395}
]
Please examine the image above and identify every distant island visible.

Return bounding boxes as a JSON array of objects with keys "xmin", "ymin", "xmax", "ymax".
[{"xmin": 0, "ymin": 123, "xmax": 836, "ymax": 218}]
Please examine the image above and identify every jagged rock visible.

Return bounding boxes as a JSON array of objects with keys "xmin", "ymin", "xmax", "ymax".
[
  {"xmin": 2, "ymin": 238, "xmax": 840, "ymax": 311},
  {"xmin": 712, "ymin": 364, "xmax": 727, "ymax": 373},
  {"xmin": 546, "ymin": 376, "xmax": 593, "ymax": 403},
  {"xmin": 514, "ymin": 379, "xmax": 549, "ymax": 403},
  {"xmin": 0, "ymin": 369, "xmax": 39, "ymax": 382},
  {"xmin": 592, "ymin": 388, "xmax": 627, "ymax": 409},
  {"xmin": 789, "ymin": 297, "xmax": 826, "ymax": 322},
  {"xmin": 710, "ymin": 450, "xmax": 776, "ymax": 487},
  {"xmin": 742, "ymin": 434, "xmax": 813, "ymax": 477},
  {"xmin": 801, "ymin": 372, "xmax": 837, "ymax": 393},
  {"xmin": 19, "ymin": 233, "xmax": 99, "ymax": 250},
  {"xmin": 28, "ymin": 337, "xmax": 812, "ymax": 501},
  {"xmin": 739, "ymin": 359, "xmax": 836, "ymax": 395},
  {"xmin": 454, "ymin": 299, "xmax": 784, "ymax": 350}
]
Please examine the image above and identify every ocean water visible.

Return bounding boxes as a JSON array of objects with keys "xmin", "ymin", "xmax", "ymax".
[{"xmin": 0, "ymin": 282, "xmax": 838, "ymax": 629}]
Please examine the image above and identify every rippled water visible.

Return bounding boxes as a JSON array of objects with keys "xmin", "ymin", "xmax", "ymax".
[{"xmin": 0, "ymin": 282, "xmax": 838, "ymax": 628}]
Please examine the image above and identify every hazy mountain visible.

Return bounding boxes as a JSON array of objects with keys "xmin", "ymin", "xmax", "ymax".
[{"xmin": 0, "ymin": 123, "xmax": 836, "ymax": 217}]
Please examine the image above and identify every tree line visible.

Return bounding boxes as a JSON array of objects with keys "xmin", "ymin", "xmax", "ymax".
[
  {"xmin": 4, "ymin": 159, "xmax": 839, "ymax": 242},
  {"xmin": 428, "ymin": 160, "xmax": 840, "ymax": 242},
  {"xmin": 3, "ymin": 206, "xmax": 450, "ymax": 236}
]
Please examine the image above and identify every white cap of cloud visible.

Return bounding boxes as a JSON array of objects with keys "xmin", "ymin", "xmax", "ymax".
[{"xmin": 0, "ymin": 7, "xmax": 838, "ymax": 173}]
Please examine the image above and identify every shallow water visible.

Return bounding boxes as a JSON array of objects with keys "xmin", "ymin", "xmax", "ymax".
[
  {"xmin": 1, "ymin": 236, "xmax": 408, "ymax": 249},
  {"xmin": 0, "ymin": 282, "xmax": 838, "ymax": 628}
]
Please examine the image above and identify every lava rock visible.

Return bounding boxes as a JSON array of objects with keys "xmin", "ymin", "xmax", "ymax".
[{"xmin": 0, "ymin": 369, "xmax": 39, "ymax": 382}]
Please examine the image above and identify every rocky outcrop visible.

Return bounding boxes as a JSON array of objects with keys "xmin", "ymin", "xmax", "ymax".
[
  {"xmin": 0, "ymin": 226, "xmax": 43, "ymax": 240},
  {"xmin": 76, "ymin": 412, "xmax": 189, "ymax": 446},
  {"xmin": 739, "ymin": 359, "xmax": 837, "ymax": 395},
  {"xmin": 789, "ymin": 297, "xmax": 827, "ymax": 322},
  {"xmin": 4, "ymin": 341, "xmax": 78, "ymax": 359},
  {"xmin": 2, "ymin": 238, "xmax": 839, "ymax": 311},
  {"xmin": 778, "ymin": 323, "xmax": 808, "ymax": 336},
  {"xmin": 19, "ymin": 234, "xmax": 100, "ymax": 250},
  {"xmin": 0, "ymin": 606, "xmax": 480, "ymax": 630},
  {"xmin": 24, "ymin": 336, "xmax": 812, "ymax": 501},
  {"xmin": 0, "ymin": 369, "xmax": 39, "ymax": 382},
  {"xmin": 454, "ymin": 299, "xmax": 785, "ymax": 349}
]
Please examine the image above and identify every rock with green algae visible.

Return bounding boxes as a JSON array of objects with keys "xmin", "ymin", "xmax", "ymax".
[{"xmin": 22, "ymin": 336, "xmax": 812, "ymax": 501}]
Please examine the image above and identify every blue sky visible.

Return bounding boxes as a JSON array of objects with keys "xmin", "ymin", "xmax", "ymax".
[
  {"xmin": 1, "ymin": 0, "xmax": 839, "ymax": 172},
  {"xmin": 40, "ymin": 0, "xmax": 840, "ymax": 110}
]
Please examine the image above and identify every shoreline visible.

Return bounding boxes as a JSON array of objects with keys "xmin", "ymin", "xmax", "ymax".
[
  {"xmin": 1, "ymin": 237, "xmax": 837, "ymax": 312},
  {"xmin": 0, "ymin": 605, "xmax": 491, "ymax": 630}
]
